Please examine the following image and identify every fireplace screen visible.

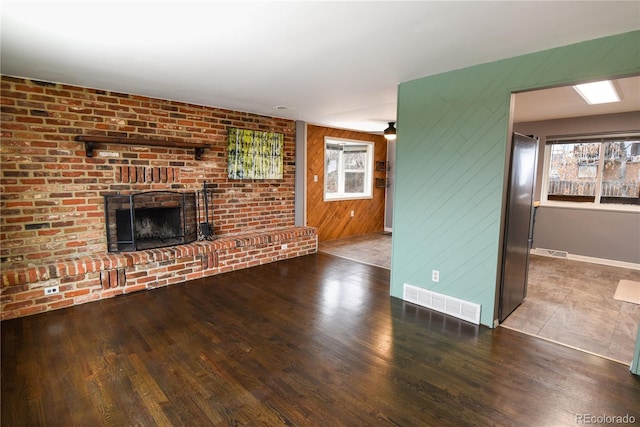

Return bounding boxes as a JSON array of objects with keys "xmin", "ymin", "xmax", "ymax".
[{"xmin": 105, "ymin": 191, "xmax": 197, "ymax": 252}]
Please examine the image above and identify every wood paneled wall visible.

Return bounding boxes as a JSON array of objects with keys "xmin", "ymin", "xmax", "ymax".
[{"xmin": 306, "ymin": 124, "xmax": 387, "ymax": 242}]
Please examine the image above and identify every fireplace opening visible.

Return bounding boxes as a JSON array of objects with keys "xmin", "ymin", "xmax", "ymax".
[
  {"xmin": 116, "ymin": 206, "xmax": 182, "ymax": 250},
  {"xmin": 105, "ymin": 191, "xmax": 197, "ymax": 252}
]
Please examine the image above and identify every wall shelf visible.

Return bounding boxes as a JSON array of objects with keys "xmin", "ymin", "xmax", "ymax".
[
  {"xmin": 376, "ymin": 178, "xmax": 389, "ymax": 188},
  {"xmin": 375, "ymin": 161, "xmax": 390, "ymax": 172},
  {"xmin": 75, "ymin": 136, "xmax": 211, "ymax": 160}
]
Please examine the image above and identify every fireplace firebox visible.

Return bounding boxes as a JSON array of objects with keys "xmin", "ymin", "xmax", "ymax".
[{"xmin": 105, "ymin": 191, "xmax": 197, "ymax": 252}]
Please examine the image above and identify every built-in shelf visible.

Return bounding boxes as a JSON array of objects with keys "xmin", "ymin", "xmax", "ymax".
[
  {"xmin": 375, "ymin": 161, "xmax": 390, "ymax": 172},
  {"xmin": 376, "ymin": 178, "xmax": 389, "ymax": 188},
  {"xmin": 75, "ymin": 136, "xmax": 211, "ymax": 160}
]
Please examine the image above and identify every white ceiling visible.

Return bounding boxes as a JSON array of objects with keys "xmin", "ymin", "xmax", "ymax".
[
  {"xmin": 514, "ymin": 75, "xmax": 640, "ymax": 123},
  {"xmin": 2, "ymin": 1, "xmax": 639, "ymax": 133}
]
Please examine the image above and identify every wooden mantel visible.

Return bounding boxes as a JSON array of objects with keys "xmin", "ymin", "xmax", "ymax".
[{"xmin": 75, "ymin": 136, "xmax": 211, "ymax": 160}]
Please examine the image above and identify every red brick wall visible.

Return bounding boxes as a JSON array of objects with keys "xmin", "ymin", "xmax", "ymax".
[{"xmin": 0, "ymin": 76, "xmax": 296, "ymax": 265}]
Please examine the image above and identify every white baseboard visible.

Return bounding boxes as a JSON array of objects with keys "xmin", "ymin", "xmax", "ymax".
[{"xmin": 531, "ymin": 248, "xmax": 640, "ymax": 271}]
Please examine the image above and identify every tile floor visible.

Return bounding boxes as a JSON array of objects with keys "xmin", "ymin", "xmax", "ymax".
[
  {"xmin": 318, "ymin": 232, "xmax": 392, "ymax": 269},
  {"xmin": 502, "ymin": 255, "xmax": 640, "ymax": 364},
  {"xmin": 318, "ymin": 233, "xmax": 640, "ymax": 364}
]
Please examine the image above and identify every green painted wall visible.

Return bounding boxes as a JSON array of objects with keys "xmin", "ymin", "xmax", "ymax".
[
  {"xmin": 391, "ymin": 30, "xmax": 640, "ymax": 327},
  {"xmin": 632, "ymin": 321, "xmax": 640, "ymax": 375}
]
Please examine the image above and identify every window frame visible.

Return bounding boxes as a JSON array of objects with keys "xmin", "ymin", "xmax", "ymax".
[
  {"xmin": 323, "ymin": 137, "xmax": 374, "ymax": 202},
  {"xmin": 540, "ymin": 133, "xmax": 640, "ymax": 212}
]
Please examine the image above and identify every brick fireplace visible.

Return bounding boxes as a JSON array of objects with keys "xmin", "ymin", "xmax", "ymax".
[{"xmin": 0, "ymin": 76, "xmax": 317, "ymax": 319}]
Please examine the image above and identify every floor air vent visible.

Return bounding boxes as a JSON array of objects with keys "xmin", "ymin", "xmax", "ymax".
[
  {"xmin": 403, "ymin": 284, "xmax": 481, "ymax": 325},
  {"xmin": 533, "ymin": 248, "xmax": 568, "ymax": 258}
]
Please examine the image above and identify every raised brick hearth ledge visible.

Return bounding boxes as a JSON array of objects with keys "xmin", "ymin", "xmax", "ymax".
[{"xmin": 1, "ymin": 226, "xmax": 317, "ymax": 320}]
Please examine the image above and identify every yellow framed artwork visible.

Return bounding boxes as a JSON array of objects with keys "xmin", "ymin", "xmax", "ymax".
[{"xmin": 227, "ymin": 127, "xmax": 283, "ymax": 180}]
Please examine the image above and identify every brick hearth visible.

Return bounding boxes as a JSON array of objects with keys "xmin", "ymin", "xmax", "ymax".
[{"xmin": 1, "ymin": 227, "xmax": 317, "ymax": 320}]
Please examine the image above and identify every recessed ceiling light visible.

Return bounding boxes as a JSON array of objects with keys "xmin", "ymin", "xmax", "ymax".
[
  {"xmin": 273, "ymin": 105, "xmax": 289, "ymax": 110},
  {"xmin": 573, "ymin": 80, "xmax": 620, "ymax": 104}
]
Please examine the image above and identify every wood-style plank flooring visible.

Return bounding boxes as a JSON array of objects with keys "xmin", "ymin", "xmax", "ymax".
[
  {"xmin": 2, "ymin": 253, "xmax": 639, "ymax": 426},
  {"xmin": 320, "ymin": 233, "xmax": 640, "ymax": 365}
]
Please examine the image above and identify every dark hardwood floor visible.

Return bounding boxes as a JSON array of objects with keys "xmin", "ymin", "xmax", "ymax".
[{"xmin": 2, "ymin": 253, "xmax": 639, "ymax": 426}]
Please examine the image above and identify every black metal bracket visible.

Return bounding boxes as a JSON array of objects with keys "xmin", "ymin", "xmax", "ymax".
[{"xmin": 85, "ymin": 141, "xmax": 96, "ymax": 158}]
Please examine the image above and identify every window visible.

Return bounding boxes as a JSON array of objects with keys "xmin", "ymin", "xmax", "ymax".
[
  {"xmin": 543, "ymin": 135, "xmax": 640, "ymax": 206},
  {"xmin": 324, "ymin": 137, "xmax": 374, "ymax": 201}
]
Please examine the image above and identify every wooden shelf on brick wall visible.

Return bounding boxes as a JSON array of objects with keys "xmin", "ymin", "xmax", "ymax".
[{"xmin": 75, "ymin": 136, "xmax": 210, "ymax": 160}]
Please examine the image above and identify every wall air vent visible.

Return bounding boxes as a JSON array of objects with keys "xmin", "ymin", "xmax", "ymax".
[{"xmin": 403, "ymin": 283, "xmax": 481, "ymax": 325}]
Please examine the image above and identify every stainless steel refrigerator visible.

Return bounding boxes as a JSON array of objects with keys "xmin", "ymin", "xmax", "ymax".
[{"xmin": 499, "ymin": 133, "xmax": 539, "ymax": 322}]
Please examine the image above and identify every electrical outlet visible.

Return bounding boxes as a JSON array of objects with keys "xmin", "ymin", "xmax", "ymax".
[
  {"xmin": 44, "ymin": 286, "xmax": 59, "ymax": 295},
  {"xmin": 282, "ymin": 244, "xmax": 288, "ymax": 249},
  {"xmin": 432, "ymin": 270, "xmax": 440, "ymax": 283},
  {"xmin": 350, "ymin": 210, "xmax": 355, "ymax": 217},
  {"xmin": 313, "ymin": 175, "xmax": 318, "ymax": 182}
]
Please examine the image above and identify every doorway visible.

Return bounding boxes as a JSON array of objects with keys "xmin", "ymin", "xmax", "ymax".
[{"xmin": 499, "ymin": 75, "xmax": 640, "ymax": 364}]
